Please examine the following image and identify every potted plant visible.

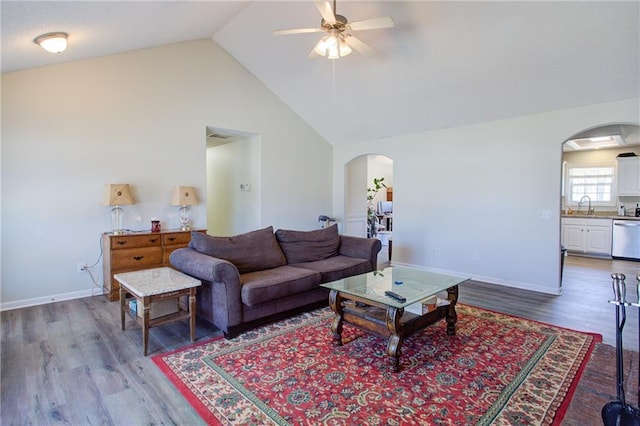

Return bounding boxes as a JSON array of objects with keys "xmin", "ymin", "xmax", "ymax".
[{"xmin": 367, "ymin": 177, "xmax": 387, "ymax": 238}]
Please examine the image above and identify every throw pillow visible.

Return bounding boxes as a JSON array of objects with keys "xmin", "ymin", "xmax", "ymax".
[
  {"xmin": 189, "ymin": 226, "xmax": 287, "ymax": 274},
  {"xmin": 275, "ymin": 224, "xmax": 340, "ymax": 264}
]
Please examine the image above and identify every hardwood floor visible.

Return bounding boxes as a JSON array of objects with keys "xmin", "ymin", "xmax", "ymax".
[
  {"xmin": 1, "ymin": 296, "xmax": 220, "ymax": 425},
  {"xmin": 1, "ymin": 254, "xmax": 638, "ymax": 424},
  {"xmin": 459, "ymin": 255, "xmax": 640, "ymax": 349}
]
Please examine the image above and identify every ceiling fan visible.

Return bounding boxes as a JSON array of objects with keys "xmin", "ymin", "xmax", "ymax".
[{"xmin": 273, "ymin": 0, "xmax": 394, "ymax": 59}]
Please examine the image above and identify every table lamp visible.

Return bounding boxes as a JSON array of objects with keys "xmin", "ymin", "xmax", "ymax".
[
  {"xmin": 171, "ymin": 186, "xmax": 198, "ymax": 230},
  {"xmin": 103, "ymin": 184, "xmax": 135, "ymax": 234}
]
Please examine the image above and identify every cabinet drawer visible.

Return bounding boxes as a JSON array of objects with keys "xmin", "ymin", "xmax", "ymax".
[
  {"xmin": 111, "ymin": 234, "xmax": 162, "ymax": 250},
  {"xmin": 562, "ymin": 218, "xmax": 585, "ymax": 226},
  {"xmin": 162, "ymin": 232, "xmax": 191, "ymax": 246},
  {"xmin": 112, "ymin": 247, "xmax": 163, "ymax": 270},
  {"xmin": 585, "ymin": 218, "xmax": 611, "ymax": 228}
]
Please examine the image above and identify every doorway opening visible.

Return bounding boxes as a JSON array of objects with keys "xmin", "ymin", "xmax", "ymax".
[
  {"xmin": 559, "ymin": 123, "xmax": 639, "ymax": 277},
  {"xmin": 206, "ymin": 126, "xmax": 261, "ymax": 235},
  {"xmin": 344, "ymin": 154, "xmax": 393, "ymax": 260}
]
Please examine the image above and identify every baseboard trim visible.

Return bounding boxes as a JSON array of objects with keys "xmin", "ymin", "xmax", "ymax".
[
  {"xmin": 390, "ymin": 261, "xmax": 562, "ymax": 296},
  {"xmin": 0, "ymin": 288, "xmax": 102, "ymax": 312}
]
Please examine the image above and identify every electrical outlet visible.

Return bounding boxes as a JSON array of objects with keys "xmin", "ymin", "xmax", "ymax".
[
  {"xmin": 76, "ymin": 262, "xmax": 87, "ymax": 274},
  {"xmin": 435, "ymin": 248, "xmax": 442, "ymax": 256},
  {"xmin": 472, "ymin": 253, "xmax": 479, "ymax": 262}
]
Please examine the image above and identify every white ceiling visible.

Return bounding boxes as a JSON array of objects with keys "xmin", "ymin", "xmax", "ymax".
[{"xmin": 3, "ymin": 1, "xmax": 639, "ymax": 146}]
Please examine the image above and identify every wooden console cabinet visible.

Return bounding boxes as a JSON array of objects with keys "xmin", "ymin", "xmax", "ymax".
[{"xmin": 102, "ymin": 229, "xmax": 204, "ymax": 301}]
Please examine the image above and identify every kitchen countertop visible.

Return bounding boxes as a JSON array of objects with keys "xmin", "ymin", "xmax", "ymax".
[{"xmin": 561, "ymin": 213, "xmax": 640, "ymax": 220}]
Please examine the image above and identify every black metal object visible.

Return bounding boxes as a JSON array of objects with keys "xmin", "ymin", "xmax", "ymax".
[
  {"xmin": 560, "ymin": 245, "xmax": 567, "ymax": 286},
  {"xmin": 601, "ymin": 273, "xmax": 640, "ymax": 426}
]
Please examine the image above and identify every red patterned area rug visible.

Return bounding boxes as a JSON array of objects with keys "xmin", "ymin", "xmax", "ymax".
[{"xmin": 152, "ymin": 305, "xmax": 601, "ymax": 425}]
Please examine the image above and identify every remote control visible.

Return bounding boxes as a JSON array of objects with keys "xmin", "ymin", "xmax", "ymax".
[{"xmin": 385, "ymin": 290, "xmax": 406, "ymax": 303}]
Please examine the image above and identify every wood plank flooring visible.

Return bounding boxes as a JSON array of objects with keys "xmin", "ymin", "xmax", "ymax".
[
  {"xmin": 459, "ymin": 255, "xmax": 640, "ymax": 349},
  {"xmin": 1, "ymin": 254, "xmax": 638, "ymax": 425}
]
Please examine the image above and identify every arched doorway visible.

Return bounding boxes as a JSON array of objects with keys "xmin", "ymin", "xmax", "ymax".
[
  {"xmin": 560, "ymin": 123, "xmax": 639, "ymax": 267},
  {"xmin": 344, "ymin": 154, "xmax": 394, "ymax": 257}
]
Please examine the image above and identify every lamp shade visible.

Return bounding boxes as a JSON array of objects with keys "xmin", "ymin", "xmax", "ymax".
[
  {"xmin": 171, "ymin": 186, "xmax": 198, "ymax": 206},
  {"xmin": 102, "ymin": 184, "xmax": 135, "ymax": 206}
]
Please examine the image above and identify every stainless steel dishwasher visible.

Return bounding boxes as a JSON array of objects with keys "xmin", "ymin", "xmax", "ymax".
[{"xmin": 612, "ymin": 219, "xmax": 640, "ymax": 260}]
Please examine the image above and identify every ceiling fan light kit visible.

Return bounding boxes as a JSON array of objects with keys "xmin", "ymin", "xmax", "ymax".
[
  {"xmin": 313, "ymin": 30, "xmax": 352, "ymax": 58},
  {"xmin": 274, "ymin": 0, "xmax": 394, "ymax": 60}
]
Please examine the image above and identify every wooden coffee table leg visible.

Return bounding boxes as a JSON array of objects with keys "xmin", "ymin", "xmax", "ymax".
[
  {"xmin": 189, "ymin": 289, "xmax": 196, "ymax": 342},
  {"xmin": 446, "ymin": 285, "xmax": 459, "ymax": 336},
  {"xmin": 386, "ymin": 306, "xmax": 404, "ymax": 372},
  {"xmin": 328, "ymin": 290, "xmax": 344, "ymax": 346}
]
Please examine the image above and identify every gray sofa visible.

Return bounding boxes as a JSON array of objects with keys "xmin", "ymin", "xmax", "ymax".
[{"xmin": 170, "ymin": 225, "xmax": 382, "ymax": 338}]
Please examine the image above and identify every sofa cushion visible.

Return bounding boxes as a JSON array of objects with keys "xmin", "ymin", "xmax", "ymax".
[
  {"xmin": 189, "ymin": 226, "xmax": 287, "ymax": 274},
  {"xmin": 290, "ymin": 255, "xmax": 372, "ymax": 283},
  {"xmin": 240, "ymin": 266, "xmax": 321, "ymax": 307},
  {"xmin": 275, "ymin": 225, "xmax": 341, "ymax": 264}
]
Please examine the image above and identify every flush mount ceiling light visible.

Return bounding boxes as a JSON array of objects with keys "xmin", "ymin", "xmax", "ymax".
[
  {"xmin": 564, "ymin": 135, "xmax": 626, "ymax": 151},
  {"xmin": 34, "ymin": 32, "xmax": 68, "ymax": 53}
]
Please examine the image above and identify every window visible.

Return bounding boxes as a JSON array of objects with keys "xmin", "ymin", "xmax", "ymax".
[{"xmin": 565, "ymin": 163, "xmax": 615, "ymax": 205}]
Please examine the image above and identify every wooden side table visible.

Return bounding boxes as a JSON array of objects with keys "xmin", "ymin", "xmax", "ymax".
[{"xmin": 114, "ymin": 267, "xmax": 201, "ymax": 355}]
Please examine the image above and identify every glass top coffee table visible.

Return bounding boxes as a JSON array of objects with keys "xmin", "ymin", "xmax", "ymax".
[{"xmin": 321, "ymin": 266, "xmax": 469, "ymax": 371}]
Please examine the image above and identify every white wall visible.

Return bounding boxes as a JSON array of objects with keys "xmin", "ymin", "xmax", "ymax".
[
  {"xmin": 1, "ymin": 39, "xmax": 332, "ymax": 308},
  {"xmin": 344, "ymin": 155, "xmax": 367, "ymax": 236},
  {"xmin": 333, "ymin": 98, "xmax": 640, "ymax": 295}
]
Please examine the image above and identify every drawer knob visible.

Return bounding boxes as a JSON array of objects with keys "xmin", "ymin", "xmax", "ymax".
[
  {"xmin": 133, "ymin": 256, "xmax": 144, "ymax": 261},
  {"xmin": 168, "ymin": 237, "xmax": 176, "ymax": 242},
  {"xmin": 117, "ymin": 241, "xmax": 127, "ymax": 246},
  {"xmin": 149, "ymin": 238, "xmax": 158, "ymax": 243}
]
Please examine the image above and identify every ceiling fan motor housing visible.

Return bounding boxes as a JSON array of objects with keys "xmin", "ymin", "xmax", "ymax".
[{"xmin": 321, "ymin": 14, "xmax": 348, "ymax": 31}]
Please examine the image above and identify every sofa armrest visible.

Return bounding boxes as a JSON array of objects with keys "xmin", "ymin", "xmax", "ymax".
[
  {"xmin": 169, "ymin": 248, "xmax": 243, "ymax": 331},
  {"xmin": 339, "ymin": 235, "xmax": 382, "ymax": 270},
  {"xmin": 170, "ymin": 247, "xmax": 239, "ymax": 284}
]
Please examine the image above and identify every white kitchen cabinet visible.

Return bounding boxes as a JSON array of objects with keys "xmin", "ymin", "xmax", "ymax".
[
  {"xmin": 617, "ymin": 157, "xmax": 640, "ymax": 196},
  {"xmin": 562, "ymin": 220, "xmax": 585, "ymax": 251},
  {"xmin": 561, "ymin": 217, "xmax": 612, "ymax": 255}
]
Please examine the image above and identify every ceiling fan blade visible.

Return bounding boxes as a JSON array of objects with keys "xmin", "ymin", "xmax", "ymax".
[
  {"xmin": 315, "ymin": 0, "xmax": 336, "ymax": 24},
  {"xmin": 344, "ymin": 35, "xmax": 376, "ymax": 57},
  {"xmin": 274, "ymin": 27, "xmax": 324, "ymax": 36},
  {"xmin": 348, "ymin": 16, "xmax": 395, "ymax": 31}
]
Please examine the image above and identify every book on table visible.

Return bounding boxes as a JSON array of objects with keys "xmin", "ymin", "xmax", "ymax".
[{"xmin": 404, "ymin": 292, "xmax": 450, "ymax": 316}]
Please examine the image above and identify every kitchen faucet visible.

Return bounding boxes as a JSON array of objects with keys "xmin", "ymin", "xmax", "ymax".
[{"xmin": 578, "ymin": 195, "xmax": 592, "ymax": 215}]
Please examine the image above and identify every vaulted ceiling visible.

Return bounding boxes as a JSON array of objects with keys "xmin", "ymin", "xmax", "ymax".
[{"xmin": 3, "ymin": 1, "xmax": 639, "ymax": 146}]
